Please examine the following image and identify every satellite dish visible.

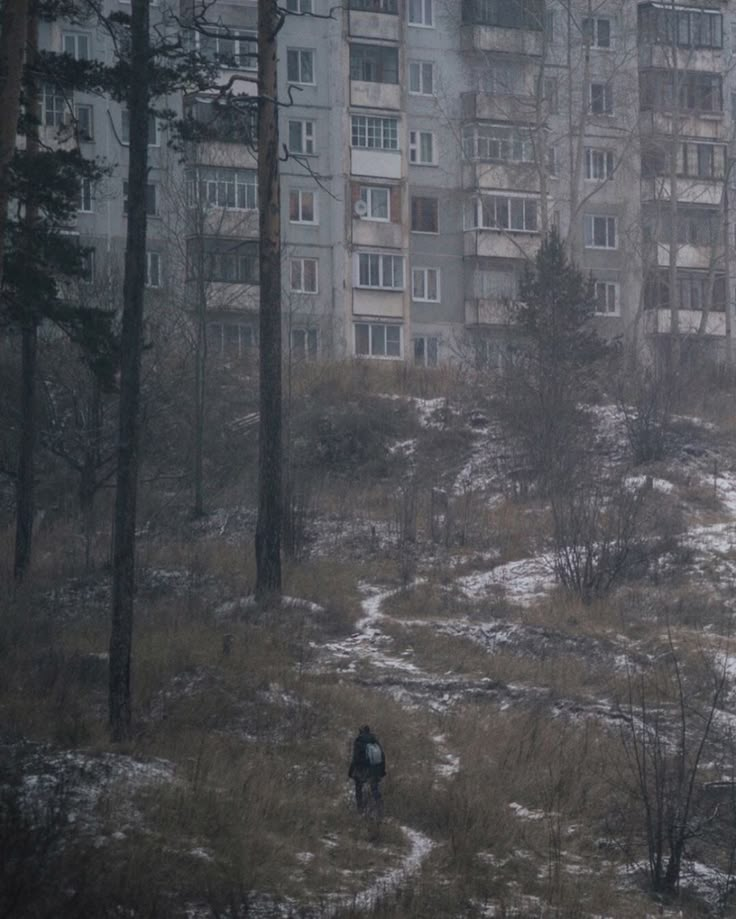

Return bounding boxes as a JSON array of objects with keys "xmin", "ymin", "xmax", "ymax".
[{"xmin": 354, "ymin": 199, "xmax": 368, "ymax": 217}]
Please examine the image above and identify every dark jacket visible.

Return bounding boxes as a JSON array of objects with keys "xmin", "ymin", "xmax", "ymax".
[{"xmin": 348, "ymin": 730, "xmax": 386, "ymax": 781}]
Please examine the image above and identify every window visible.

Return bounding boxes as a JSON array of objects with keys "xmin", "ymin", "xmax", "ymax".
[
  {"xmin": 80, "ymin": 248, "xmax": 95, "ymax": 284},
  {"xmin": 287, "ymin": 48, "xmax": 315, "ymax": 84},
  {"xmin": 590, "ymin": 82, "xmax": 613, "ymax": 115},
  {"xmin": 461, "ymin": 0, "xmax": 544, "ymax": 30},
  {"xmin": 409, "ymin": 61, "xmax": 434, "ymax": 95},
  {"xmin": 63, "ymin": 32, "xmax": 90, "ymax": 60},
  {"xmin": 640, "ymin": 70, "xmax": 723, "ymax": 114},
  {"xmin": 288, "ymin": 119, "xmax": 315, "ymax": 155},
  {"xmin": 544, "ymin": 77, "xmax": 559, "ymax": 114},
  {"xmin": 190, "ymin": 167, "xmax": 258, "ymax": 210},
  {"xmin": 583, "ymin": 17, "xmax": 611, "ymax": 48},
  {"xmin": 412, "ymin": 267, "xmax": 440, "ymax": 301},
  {"xmin": 208, "ymin": 321, "xmax": 254, "ymax": 360},
  {"xmin": 184, "ymin": 98, "xmax": 257, "ymax": 146},
  {"xmin": 123, "ymin": 181, "xmax": 158, "ymax": 216},
  {"xmin": 411, "ymin": 196, "xmax": 439, "ymax": 233},
  {"xmin": 467, "ymin": 195, "xmax": 539, "ymax": 232},
  {"xmin": 481, "ymin": 61, "xmax": 525, "ymax": 95},
  {"xmin": 75, "ymin": 104, "xmax": 93, "ymax": 141},
  {"xmin": 585, "ymin": 148, "xmax": 614, "ymax": 180},
  {"xmin": 77, "ymin": 178, "xmax": 93, "ymax": 213},
  {"xmin": 462, "ymin": 124, "xmax": 535, "ymax": 164},
  {"xmin": 146, "ymin": 251, "xmax": 161, "ymax": 288},
  {"xmin": 356, "ymin": 252, "xmax": 404, "ymax": 289},
  {"xmin": 355, "ymin": 322, "xmax": 402, "ymax": 357},
  {"xmin": 290, "ymin": 257, "xmax": 318, "ymax": 293},
  {"xmin": 121, "ymin": 110, "xmax": 159, "ymax": 146},
  {"xmin": 196, "ymin": 28, "xmax": 257, "ymax": 70},
  {"xmin": 287, "ymin": 0, "xmax": 313, "ymax": 11},
  {"xmin": 669, "ymin": 208, "xmax": 720, "ymax": 246},
  {"xmin": 594, "ymin": 281, "xmax": 618, "ymax": 315},
  {"xmin": 414, "ymin": 336, "xmax": 438, "ymax": 367},
  {"xmin": 409, "ymin": 130, "xmax": 436, "ymax": 165},
  {"xmin": 349, "ymin": 44, "xmax": 398, "ymax": 83},
  {"xmin": 189, "ymin": 238, "xmax": 259, "ymax": 284},
  {"xmin": 408, "ymin": 0, "xmax": 433, "ymax": 27},
  {"xmin": 358, "ymin": 185, "xmax": 390, "ymax": 220},
  {"xmin": 43, "ymin": 84, "xmax": 66, "ymax": 127},
  {"xmin": 645, "ymin": 271, "xmax": 726, "ymax": 311},
  {"xmin": 291, "ymin": 328, "xmax": 318, "ymax": 360},
  {"xmin": 289, "ymin": 189, "xmax": 318, "ymax": 224},
  {"xmin": 350, "ymin": 0, "xmax": 397, "ymax": 11},
  {"xmin": 638, "ymin": 5, "xmax": 722, "ymax": 50},
  {"xmin": 584, "ymin": 214, "xmax": 617, "ymax": 249},
  {"xmin": 351, "ymin": 115, "xmax": 399, "ymax": 150},
  {"xmin": 684, "ymin": 142, "xmax": 726, "ymax": 179}
]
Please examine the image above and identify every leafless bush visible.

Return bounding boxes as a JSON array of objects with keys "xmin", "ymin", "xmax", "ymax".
[
  {"xmin": 551, "ymin": 477, "xmax": 648, "ymax": 605},
  {"xmin": 617, "ymin": 368, "xmax": 675, "ymax": 465},
  {"xmin": 613, "ymin": 631, "xmax": 727, "ymax": 896}
]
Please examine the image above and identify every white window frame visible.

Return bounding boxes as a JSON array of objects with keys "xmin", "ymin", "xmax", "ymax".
[
  {"xmin": 412, "ymin": 267, "xmax": 440, "ymax": 302},
  {"xmin": 589, "ymin": 81, "xmax": 614, "ymax": 115},
  {"xmin": 290, "ymin": 257, "xmax": 319, "ymax": 293},
  {"xmin": 409, "ymin": 130, "xmax": 437, "ymax": 165},
  {"xmin": 287, "ymin": 48, "xmax": 315, "ymax": 85},
  {"xmin": 77, "ymin": 177, "xmax": 93, "ymax": 213},
  {"xmin": 594, "ymin": 281, "xmax": 619, "ymax": 315},
  {"xmin": 584, "ymin": 148, "xmax": 615, "ymax": 181},
  {"xmin": 583, "ymin": 16, "xmax": 612, "ymax": 49},
  {"xmin": 411, "ymin": 195, "xmax": 439, "ymax": 234},
  {"xmin": 358, "ymin": 185, "xmax": 390, "ymax": 221},
  {"xmin": 43, "ymin": 84, "xmax": 66, "ymax": 127},
  {"xmin": 351, "ymin": 115, "xmax": 399, "ymax": 150},
  {"xmin": 195, "ymin": 167, "xmax": 258, "ymax": 210},
  {"xmin": 408, "ymin": 0, "xmax": 433, "ymax": 27},
  {"xmin": 289, "ymin": 189, "xmax": 318, "ymax": 224},
  {"xmin": 287, "ymin": 119, "xmax": 316, "ymax": 155},
  {"xmin": 466, "ymin": 195, "xmax": 540, "ymax": 233},
  {"xmin": 354, "ymin": 322, "xmax": 403, "ymax": 359},
  {"xmin": 121, "ymin": 109, "xmax": 159, "ymax": 146},
  {"xmin": 584, "ymin": 214, "xmax": 618, "ymax": 249},
  {"xmin": 63, "ymin": 31, "xmax": 90, "ymax": 60},
  {"xmin": 123, "ymin": 181, "xmax": 158, "ymax": 217},
  {"xmin": 354, "ymin": 252, "xmax": 405, "ymax": 290},
  {"xmin": 290, "ymin": 327, "xmax": 318, "ymax": 360},
  {"xmin": 287, "ymin": 0, "xmax": 313, "ymax": 10},
  {"xmin": 413, "ymin": 335, "xmax": 439, "ymax": 367},
  {"xmin": 409, "ymin": 60, "xmax": 434, "ymax": 96},
  {"xmin": 146, "ymin": 251, "xmax": 162, "ymax": 288},
  {"xmin": 74, "ymin": 103, "xmax": 94, "ymax": 141}
]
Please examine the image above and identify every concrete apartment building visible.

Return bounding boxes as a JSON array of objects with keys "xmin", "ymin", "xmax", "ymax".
[{"xmin": 42, "ymin": 0, "xmax": 736, "ymax": 368}]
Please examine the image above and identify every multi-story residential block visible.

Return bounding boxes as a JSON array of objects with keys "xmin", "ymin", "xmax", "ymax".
[{"xmin": 38, "ymin": 0, "xmax": 736, "ymax": 369}]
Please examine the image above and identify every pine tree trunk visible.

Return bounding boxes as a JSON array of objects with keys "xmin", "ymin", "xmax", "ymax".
[
  {"xmin": 0, "ymin": 0, "xmax": 30, "ymax": 293},
  {"xmin": 109, "ymin": 0, "xmax": 150, "ymax": 742},
  {"xmin": 14, "ymin": 320, "xmax": 37, "ymax": 581},
  {"xmin": 255, "ymin": 0, "xmax": 282, "ymax": 598},
  {"xmin": 13, "ymin": 11, "xmax": 38, "ymax": 584}
]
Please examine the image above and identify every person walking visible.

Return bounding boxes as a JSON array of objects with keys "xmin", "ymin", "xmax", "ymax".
[{"xmin": 348, "ymin": 725, "xmax": 386, "ymax": 816}]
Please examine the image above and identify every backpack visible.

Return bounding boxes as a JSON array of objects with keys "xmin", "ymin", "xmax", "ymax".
[{"xmin": 365, "ymin": 741, "xmax": 383, "ymax": 766}]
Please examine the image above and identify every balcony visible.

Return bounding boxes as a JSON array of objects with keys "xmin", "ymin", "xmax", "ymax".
[
  {"xmin": 351, "ymin": 148, "xmax": 402, "ymax": 179},
  {"xmin": 464, "ymin": 298, "xmax": 516, "ymax": 327},
  {"xmin": 460, "ymin": 24, "xmax": 543, "ymax": 55},
  {"xmin": 352, "ymin": 219, "xmax": 403, "ymax": 249},
  {"xmin": 652, "ymin": 242, "xmax": 719, "ymax": 270},
  {"xmin": 644, "ymin": 308, "xmax": 726, "ymax": 336},
  {"xmin": 462, "ymin": 91, "xmax": 538, "ymax": 124},
  {"xmin": 349, "ymin": 2, "xmax": 400, "ymax": 41},
  {"xmin": 462, "ymin": 161, "xmax": 546, "ymax": 192},
  {"xmin": 353, "ymin": 288, "xmax": 405, "ymax": 318},
  {"xmin": 640, "ymin": 177, "xmax": 723, "ymax": 206},
  {"xmin": 639, "ymin": 44, "xmax": 723, "ymax": 73},
  {"xmin": 464, "ymin": 229, "xmax": 540, "ymax": 260},
  {"xmin": 350, "ymin": 80, "xmax": 401, "ymax": 110}
]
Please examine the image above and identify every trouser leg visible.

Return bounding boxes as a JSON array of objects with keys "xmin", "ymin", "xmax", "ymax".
[
  {"xmin": 354, "ymin": 779, "xmax": 364, "ymax": 812},
  {"xmin": 370, "ymin": 779, "xmax": 383, "ymax": 818}
]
